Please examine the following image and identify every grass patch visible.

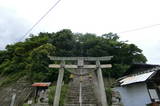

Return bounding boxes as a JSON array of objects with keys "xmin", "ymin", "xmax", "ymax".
[
  {"xmin": 105, "ymin": 87, "xmax": 112, "ymax": 106},
  {"xmin": 48, "ymin": 85, "xmax": 56, "ymax": 105},
  {"xmin": 60, "ymin": 84, "xmax": 69, "ymax": 106},
  {"xmin": 23, "ymin": 104, "xmax": 30, "ymax": 106}
]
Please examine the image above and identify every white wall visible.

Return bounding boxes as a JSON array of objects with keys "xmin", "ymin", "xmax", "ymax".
[{"xmin": 116, "ymin": 82, "xmax": 151, "ymax": 106}]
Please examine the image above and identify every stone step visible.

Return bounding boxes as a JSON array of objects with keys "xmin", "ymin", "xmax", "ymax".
[
  {"xmin": 67, "ymin": 99, "xmax": 97, "ymax": 102},
  {"xmin": 65, "ymin": 104, "xmax": 98, "ymax": 106},
  {"xmin": 67, "ymin": 101, "xmax": 98, "ymax": 104}
]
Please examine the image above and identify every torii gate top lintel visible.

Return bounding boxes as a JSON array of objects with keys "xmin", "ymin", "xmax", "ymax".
[
  {"xmin": 48, "ymin": 56, "xmax": 113, "ymax": 61},
  {"xmin": 49, "ymin": 56, "xmax": 113, "ymax": 69}
]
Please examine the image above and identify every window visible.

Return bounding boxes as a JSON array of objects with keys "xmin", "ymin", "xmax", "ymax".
[{"xmin": 148, "ymin": 89, "xmax": 159, "ymax": 102}]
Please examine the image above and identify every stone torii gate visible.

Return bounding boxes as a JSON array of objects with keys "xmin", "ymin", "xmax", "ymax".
[{"xmin": 49, "ymin": 56, "xmax": 113, "ymax": 106}]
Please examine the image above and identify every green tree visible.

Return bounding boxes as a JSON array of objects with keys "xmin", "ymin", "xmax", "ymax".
[
  {"xmin": 0, "ymin": 29, "xmax": 147, "ymax": 85},
  {"xmin": 28, "ymin": 43, "xmax": 56, "ymax": 82}
]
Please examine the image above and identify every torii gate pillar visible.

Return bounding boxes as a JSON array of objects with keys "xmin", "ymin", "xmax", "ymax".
[
  {"xmin": 53, "ymin": 60, "xmax": 65, "ymax": 106},
  {"xmin": 96, "ymin": 60, "xmax": 108, "ymax": 106}
]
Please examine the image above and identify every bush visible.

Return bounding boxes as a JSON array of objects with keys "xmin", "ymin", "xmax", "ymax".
[{"xmin": 105, "ymin": 88, "xmax": 112, "ymax": 106}]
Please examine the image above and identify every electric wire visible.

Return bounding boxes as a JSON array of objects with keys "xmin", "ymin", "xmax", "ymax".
[
  {"xmin": 117, "ymin": 24, "xmax": 160, "ymax": 34},
  {"xmin": 19, "ymin": 0, "xmax": 62, "ymax": 41}
]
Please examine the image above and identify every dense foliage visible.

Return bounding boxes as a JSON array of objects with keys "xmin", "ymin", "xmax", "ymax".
[{"xmin": 0, "ymin": 29, "xmax": 147, "ymax": 85}]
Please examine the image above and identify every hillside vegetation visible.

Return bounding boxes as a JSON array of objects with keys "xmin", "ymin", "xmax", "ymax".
[{"xmin": 0, "ymin": 29, "xmax": 147, "ymax": 85}]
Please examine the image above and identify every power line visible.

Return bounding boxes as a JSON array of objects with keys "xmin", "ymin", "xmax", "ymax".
[
  {"xmin": 19, "ymin": 0, "xmax": 62, "ymax": 41},
  {"xmin": 117, "ymin": 24, "xmax": 160, "ymax": 34}
]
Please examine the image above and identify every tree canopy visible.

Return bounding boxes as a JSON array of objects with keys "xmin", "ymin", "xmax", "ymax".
[{"xmin": 0, "ymin": 29, "xmax": 147, "ymax": 85}]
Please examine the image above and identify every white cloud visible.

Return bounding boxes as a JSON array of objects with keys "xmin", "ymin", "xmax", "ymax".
[{"xmin": 0, "ymin": 7, "xmax": 30, "ymax": 49}]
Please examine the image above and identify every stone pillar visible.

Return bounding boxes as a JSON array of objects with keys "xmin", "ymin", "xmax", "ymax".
[
  {"xmin": 10, "ymin": 93, "xmax": 16, "ymax": 106},
  {"xmin": 53, "ymin": 60, "xmax": 65, "ymax": 106},
  {"xmin": 96, "ymin": 60, "xmax": 108, "ymax": 106}
]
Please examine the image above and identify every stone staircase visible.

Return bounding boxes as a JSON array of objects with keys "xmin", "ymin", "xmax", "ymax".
[{"xmin": 65, "ymin": 74, "xmax": 99, "ymax": 106}]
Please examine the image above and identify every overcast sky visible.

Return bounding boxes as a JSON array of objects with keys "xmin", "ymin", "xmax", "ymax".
[{"xmin": 0, "ymin": 0, "xmax": 160, "ymax": 64}]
